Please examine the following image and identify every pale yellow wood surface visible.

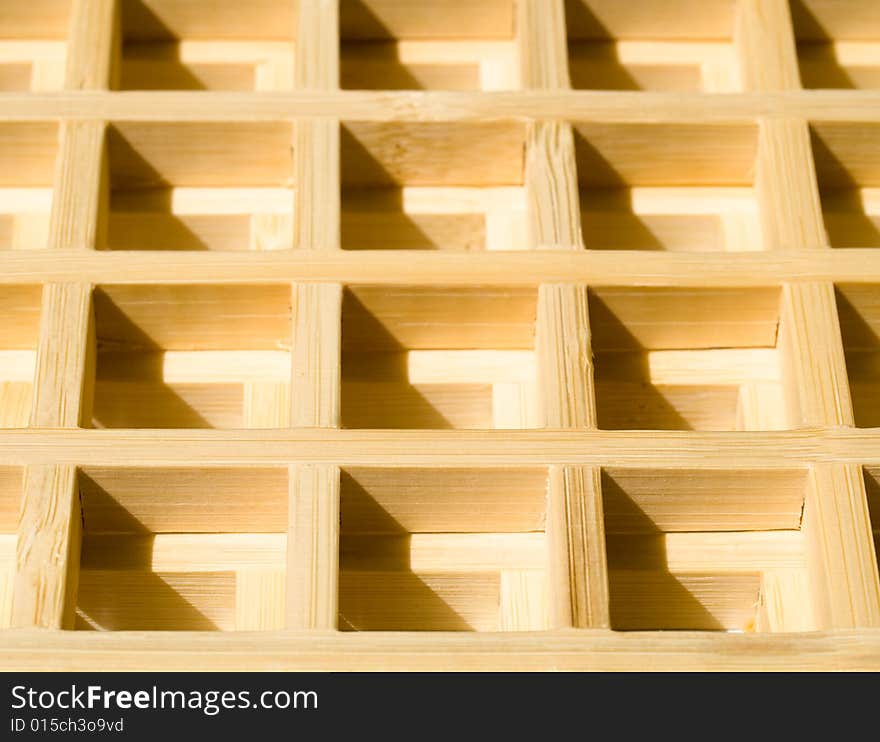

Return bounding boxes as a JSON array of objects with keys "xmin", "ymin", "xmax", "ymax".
[
  {"xmin": 546, "ymin": 466, "xmax": 609, "ymax": 629},
  {"xmin": 286, "ymin": 464, "xmax": 339, "ymax": 630},
  {"xmin": 11, "ymin": 465, "xmax": 80, "ymax": 629},
  {"xmin": 1, "ymin": 0, "xmax": 879, "ymax": 671}
]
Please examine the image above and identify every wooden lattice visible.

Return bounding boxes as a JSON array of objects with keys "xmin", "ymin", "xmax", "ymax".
[{"xmin": 2, "ymin": 0, "xmax": 880, "ymax": 670}]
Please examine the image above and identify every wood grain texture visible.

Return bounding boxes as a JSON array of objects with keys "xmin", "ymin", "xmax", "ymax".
[
  {"xmin": 804, "ymin": 464, "xmax": 880, "ymax": 629},
  {"xmin": 546, "ymin": 466, "xmax": 609, "ymax": 628},
  {"xmin": 47, "ymin": 122, "xmax": 108, "ymax": 250},
  {"xmin": 11, "ymin": 465, "xmax": 81, "ymax": 629},
  {"xmin": 519, "ymin": 0, "xmax": 568, "ymax": 89},
  {"xmin": 291, "ymin": 283, "xmax": 341, "ymax": 428},
  {"xmin": 30, "ymin": 284, "xmax": 95, "ymax": 428},
  {"xmin": 286, "ymin": 464, "xmax": 339, "ymax": 630},
  {"xmin": 64, "ymin": 0, "xmax": 119, "ymax": 90},
  {"xmin": 1, "ymin": 0, "xmax": 879, "ymax": 670},
  {"xmin": 536, "ymin": 284, "xmax": 595, "ymax": 428}
]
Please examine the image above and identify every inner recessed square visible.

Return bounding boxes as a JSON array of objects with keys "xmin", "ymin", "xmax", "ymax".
[
  {"xmin": 835, "ymin": 284, "xmax": 880, "ymax": 427},
  {"xmin": 92, "ymin": 284, "xmax": 292, "ymax": 429},
  {"xmin": 0, "ymin": 122, "xmax": 59, "ymax": 251},
  {"xmin": 603, "ymin": 467, "xmax": 813, "ymax": 632},
  {"xmin": 76, "ymin": 466, "xmax": 287, "ymax": 631},
  {"xmin": 341, "ymin": 285, "xmax": 538, "ymax": 429},
  {"xmin": 340, "ymin": 0, "xmax": 516, "ymax": 91},
  {"xmin": 0, "ymin": 285, "xmax": 43, "ymax": 427},
  {"xmin": 0, "ymin": 2, "xmax": 68, "ymax": 93},
  {"xmin": 105, "ymin": 122, "xmax": 294, "ymax": 251},
  {"xmin": 794, "ymin": 0, "xmax": 880, "ymax": 89},
  {"xmin": 341, "ymin": 121, "xmax": 527, "ymax": 250},
  {"xmin": 0, "ymin": 466, "xmax": 24, "ymax": 628},
  {"xmin": 590, "ymin": 286, "xmax": 787, "ymax": 431},
  {"xmin": 339, "ymin": 466, "xmax": 549, "ymax": 631},
  {"xmin": 566, "ymin": 0, "xmax": 738, "ymax": 92},
  {"xmin": 810, "ymin": 122, "xmax": 880, "ymax": 248},
  {"xmin": 574, "ymin": 122, "xmax": 762, "ymax": 251},
  {"xmin": 119, "ymin": 0, "xmax": 295, "ymax": 91}
]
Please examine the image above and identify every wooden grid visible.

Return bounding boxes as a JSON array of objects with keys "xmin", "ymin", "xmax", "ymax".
[{"xmin": 1, "ymin": 0, "xmax": 880, "ymax": 670}]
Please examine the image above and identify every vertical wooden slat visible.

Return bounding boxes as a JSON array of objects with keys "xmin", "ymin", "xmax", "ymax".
[
  {"xmin": 779, "ymin": 282, "xmax": 853, "ymax": 428},
  {"xmin": 525, "ymin": 123, "xmax": 582, "ymax": 250},
  {"xmin": 286, "ymin": 0, "xmax": 342, "ymax": 631},
  {"xmin": 294, "ymin": 0, "xmax": 339, "ymax": 252},
  {"xmin": 518, "ymin": 0, "xmax": 569, "ymax": 90},
  {"xmin": 12, "ymin": 465, "xmax": 81, "ymax": 629},
  {"xmin": 736, "ymin": 0, "xmax": 880, "ymax": 630},
  {"xmin": 11, "ymin": 0, "xmax": 115, "ymax": 630},
  {"xmin": 291, "ymin": 283, "xmax": 342, "ymax": 428},
  {"xmin": 536, "ymin": 284, "xmax": 595, "ymax": 429},
  {"xmin": 736, "ymin": 0, "xmax": 826, "ymax": 252},
  {"xmin": 520, "ymin": 0, "xmax": 608, "ymax": 629},
  {"xmin": 735, "ymin": 0, "xmax": 800, "ymax": 92},
  {"xmin": 47, "ymin": 122, "xmax": 108, "ymax": 251},
  {"xmin": 546, "ymin": 466, "xmax": 610, "ymax": 629},
  {"xmin": 30, "ymin": 284, "xmax": 95, "ymax": 429},
  {"xmin": 64, "ymin": 0, "xmax": 119, "ymax": 91},
  {"xmin": 286, "ymin": 464, "xmax": 340, "ymax": 630},
  {"xmin": 803, "ymin": 464, "xmax": 880, "ymax": 628}
]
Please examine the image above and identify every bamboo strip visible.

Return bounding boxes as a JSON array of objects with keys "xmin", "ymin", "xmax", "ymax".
[
  {"xmin": 4, "ymin": 90, "xmax": 880, "ymax": 124},
  {"xmin": 803, "ymin": 464, "xmax": 880, "ymax": 628},
  {"xmin": 1, "ymin": 630, "xmax": 880, "ymax": 672},
  {"xmin": 286, "ymin": 464, "xmax": 340, "ymax": 630},
  {"xmin": 546, "ymin": 466, "xmax": 610, "ymax": 628}
]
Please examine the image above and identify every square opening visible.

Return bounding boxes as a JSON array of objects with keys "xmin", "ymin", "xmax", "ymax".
[
  {"xmin": 590, "ymin": 286, "xmax": 787, "ymax": 431},
  {"xmin": 340, "ymin": 0, "xmax": 517, "ymax": 91},
  {"xmin": 341, "ymin": 120, "xmax": 527, "ymax": 251},
  {"xmin": 0, "ymin": 285, "xmax": 43, "ymax": 426},
  {"xmin": 566, "ymin": 0, "xmax": 738, "ymax": 92},
  {"xmin": 0, "ymin": 2, "xmax": 68, "ymax": 92},
  {"xmin": 0, "ymin": 123, "xmax": 59, "ymax": 251},
  {"xmin": 339, "ymin": 467, "xmax": 549, "ymax": 631},
  {"xmin": 76, "ymin": 466, "xmax": 287, "ymax": 630},
  {"xmin": 105, "ymin": 122, "xmax": 294, "ymax": 251},
  {"xmin": 0, "ymin": 466, "xmax": 24, "ymax": 628},
  {"xmin": 341, "ymin": 285, "xmax": 538, "ymax": 429},
  {"xmin": 794, "ymin": 0, "xmax": 880, "ymax": 89},
  {"xmin": 835, "ymin": 283, "xmax": 880, "ymax": 426},
  {"xmin": 603, "ymin": 467, "xmax": 814, "ymax": 632},
  {"xmin": 810, "ymin": 122, "xmax": 880, "ymax": 248},
  {"xmin": 92, "ymin": 284, "xmax": 292, "ymax": 429},
  {"xmin": 119, "ymin": 0, "xmax": 295, "ymax": 91},
  {"xmin": 574, "ymin": 122, "xmax": 762, "ymax": 251}
]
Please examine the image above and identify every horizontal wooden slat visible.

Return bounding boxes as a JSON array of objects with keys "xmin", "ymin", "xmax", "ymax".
[
  {"xmin": 339, "ymin": 0, "xmax": 516, "ymax": 40},
  {"xmin": 79, "ymin": 467, "xmax": 287, "ymax": 533},
  {"xmin": 341, "ymin": 467, "xmax": 547, "ymax": 533},
  {"xmin": 602, "ymin": 468, "xmax": 807, "ymax": 532},
  {"xmin": 342, "ymin": 286, "xmax": 538, "ymax": 350},
  {"xmin": 609, "ymin": 572, "xmax": 762, "ymax": 631},
  {"xmin": 0, "ymin": 428, "xmax": 876, "ymax": 467},
  {"xmin": 94, "ymin": 284, "xmax": 291, "ymax": 351},
  {"xmin": 338, "ymin": 571, "xmax": 501, "ymax": 631},
  {"xmin": 7, "ymin": 91, "xmax": 880, "ymax": 126},
  {"xmin": 589, "ymin": 287, "xmax": 781, "ymax": 351},
  {"xmin": 341, "ymin": 122, "xmax": 526, "ymax": 187},
  {"xmin": 5, "ymin": 249, "xmax": 880, "ymax": 287},
  {"xmin": 77, "ymin": 571, "xmax": 235, "ymax": 630}
]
